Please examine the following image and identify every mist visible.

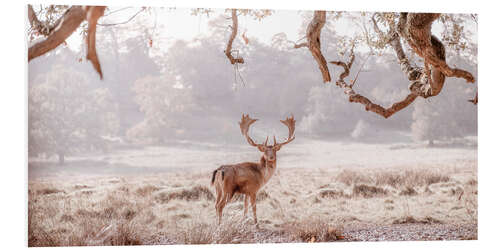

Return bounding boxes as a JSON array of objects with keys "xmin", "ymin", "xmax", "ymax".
[
  {"xmin": 28, "ymin": 9, "xmax": 477, "ymax": 171},
  {"xmin": 26, "ymin": 7, "xmax": 479, "ymax": 246}
]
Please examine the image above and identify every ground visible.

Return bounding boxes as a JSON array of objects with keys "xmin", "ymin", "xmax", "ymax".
[{"xmin": 27, "ymin": 139, "xmax": 477, "ymax": 246}]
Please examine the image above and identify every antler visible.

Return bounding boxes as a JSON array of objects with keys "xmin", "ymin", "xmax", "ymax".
[
  {"xmin": 275, "ymin": 115, "xmax": 296, "ymax": 147},
  {"xmin": 239, "ymin": 114, "xmax": 261, "ymax": 147}
]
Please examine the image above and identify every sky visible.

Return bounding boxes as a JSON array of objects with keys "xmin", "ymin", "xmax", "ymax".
[
  {"xmin": 30, "ymin": 6, "xmax": 477, "ymax": 145},
  {"xmin": 64, "ymin": 7, "xmax": 477, "ymax": 56},
  {"xmin": 66, "ymin": 7, "xmax": 307, "ymax": 52}
]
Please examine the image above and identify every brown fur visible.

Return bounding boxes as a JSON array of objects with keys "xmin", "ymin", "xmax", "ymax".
[
  {"xmin": 211, "ymin": 114, "xmax": 295, "ymax": 226},
  {"xmin": 212, "ymin": 156, "xmax": 274, "ymax": 226}
]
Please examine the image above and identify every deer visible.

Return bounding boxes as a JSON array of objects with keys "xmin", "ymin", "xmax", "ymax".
[{"xmin": 210, "ymin": 114, "xmax": 296, "ymax": 227}]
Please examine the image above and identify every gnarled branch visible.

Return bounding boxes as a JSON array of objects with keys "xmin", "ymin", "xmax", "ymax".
[
  {"xmin": 468, "ymin": 92, "xmax": 478, "ymax": 105},
  {"xmin": 84, "ymin": 6, "xmax": 106, "ymax": 79},
  {"xmin": 398, "ymin": 13, "xmax": 475, "ymax": 84},
  {"xmin": 293, "ymin": 42, "xmax": 308, "ymax": 49},
  {"xmin": 326, "ymin": 12, "xmax": 478, "ymax": 119},
  {"xmin": 225, "ymin": 9, "xmax": 244, "ymax": 65},
  {"xmin": 28, "ymin": 6, "xmax": 86, "ymax": 61},
  {"xmin": 304, "ymin": 11, "xmax": 331, "ymax": 82},
  {"xmin": 28, "ymin": 5, "xmax": 106, "ymax": 79},
  {"xmin": 330, "ymin": 50, "xmax": 419, "ymax": 119},
  {"xmin": 329, "ymin": 18, "xmax": 437, "ymax": 119},
  {"xmin": 330, "ymin": 51, "xmax": 415, "ymax": 118},
  {"xmin": 28, "ymin": 5, "xmax": 52, "ymax": 36}
]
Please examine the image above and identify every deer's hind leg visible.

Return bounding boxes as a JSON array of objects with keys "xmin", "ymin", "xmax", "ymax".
[
  {"xmin": 243, "ymin": 194, "xmax": 249, "ymax": 217},
  {"xmin": 216, "ymin": 192, "xmax": 229, "ymax": 224},
  {"xmin": 215, "ymin": 185, "xmax": 222, "ymax": 210}
]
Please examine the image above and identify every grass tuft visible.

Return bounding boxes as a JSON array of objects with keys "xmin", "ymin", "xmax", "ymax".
[
  {"xmin": 155, "ymin": 185, "xmax": 214, "ymax": 204},
  {"xmin": 352, "ymin": 184, "xmax": 387, "ymax": 198},
  {"xmin": 283, "ymin": 219, "xmax": 344, "ymax": 242}
]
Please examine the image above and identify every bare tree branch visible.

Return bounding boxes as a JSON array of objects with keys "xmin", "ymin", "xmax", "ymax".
[
  {"xmin": 28, "ymin": 6, "xmax": 86, "ymax": 61},
  {"xmin": 324, "ymin": 13, "xmax": 478, "ymax": 119},
  {"xmin": 97, "ymin": 8, "xmax": 144, "ymax": 26},
  {"xmin": 372, "ymin": 14, "xmax": 422, "ymax": 82},
  {"xmin": 225, "ymin": 9, "xmax": 244, "ymax": 65},
  {"xmin": 102, "ymin": 6, "xmax": 132, "ymax": 17},
  {"xmin": 293, "ymin": 42, "xmax": 308, "ymax": 49},
  {"xmin": 468, "ymin": 92, "xmax": 478, "ymax": 105},
  {"xmin": 28, "ymin": 5, "xmax": 68, "ymax": 36},
  {"xmin": 330, "ymin": 49, "xmax": 419, "ymax": 119},
  {"xmin": 28, "ymin": 5, "xmax": 50, "ymax": 36},
  {"xmin": 398, "ymin": 13, "xmax": 475, "ymax": 84},
  {"xmin": 28, "ymin": 5, "xmax": 107, "ymax": 79},
  {"xmin": 304, "ymin": 11, "xmax": 331, "ymax": 83},
  {"xmin": 85, "ymin": 6, "xmax": 106, "ymax": 79}
]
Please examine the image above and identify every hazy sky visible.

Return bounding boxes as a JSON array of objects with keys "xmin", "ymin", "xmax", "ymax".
[
  {"xmin": 64, "ymin": 7, "xmax": 476, "ymax": 55},
  {"xmin": 66, "ymin": 7, "xmax": 306, "ymax": 51}
]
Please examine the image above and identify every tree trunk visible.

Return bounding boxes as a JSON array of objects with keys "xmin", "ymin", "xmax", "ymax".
[
  {"xmin": 428, "ymin": 139, "xmax": 434, "ymax": 147},
  {"xmin": 58, "ymin": 152, "xmax": 65, "ymax": 165}
]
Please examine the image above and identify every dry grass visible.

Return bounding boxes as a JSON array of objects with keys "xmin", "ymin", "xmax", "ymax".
[
  {"xmin": 282, "ymin": 218, "xmax": 344, "ymax": 242},
  {"xmin": 28, "ymin": 162, "xmax": 477, "ymax": 246},
  {"xmin": 392, "ymin": 216, "xmax": 443, "ymax": 224},
  {"xmin": 336, "ymin": 168, "xmax": 450, "ymax": 188},
  {"xmin": 352, "ymin": 184, "xmax": 387, "ymax": 198},
  {"xmin": 154, "ymin": 185, "xmax": 215, "ymax": 204}
]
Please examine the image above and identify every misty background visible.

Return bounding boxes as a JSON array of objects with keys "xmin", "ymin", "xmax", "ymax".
[{"xmin": 27, "ymin": 9, "xmax": 477, "ymax": 175}]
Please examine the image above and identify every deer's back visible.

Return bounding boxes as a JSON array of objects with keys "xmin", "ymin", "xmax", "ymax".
[{"xmin": 217, "ymin": 162, "xmax": 264, "ymax": 194}]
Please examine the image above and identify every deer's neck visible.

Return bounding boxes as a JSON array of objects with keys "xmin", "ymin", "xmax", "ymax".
[{"xmin": 260, "ymin": 156, "xmax": 277, "ymax": 184}]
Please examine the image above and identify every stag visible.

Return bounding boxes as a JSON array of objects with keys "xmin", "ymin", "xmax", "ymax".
[{"xmin": 211, "ymin": 114, "xmax": 296, "ymax": 226}]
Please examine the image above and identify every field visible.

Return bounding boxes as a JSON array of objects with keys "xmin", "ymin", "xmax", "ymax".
[{"xmin": 27, "ymin": 139, "xmax": 478, "ymax": 246}]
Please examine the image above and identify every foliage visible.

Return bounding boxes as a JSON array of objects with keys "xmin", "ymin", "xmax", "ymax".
[
  {"xmin": 27, "ymin": 7, "xmax": 478, "ymax": 145},
  {"xmin": 28, "ymin": 65, "xmax": 119, "ymax": 161},
  {"xmin": 411, "ymin": 56, "xmax": 477, "ymax": 144},
  {"xmin": 127, "ymin": 73, "xmax": 196, "ymax": 143}
]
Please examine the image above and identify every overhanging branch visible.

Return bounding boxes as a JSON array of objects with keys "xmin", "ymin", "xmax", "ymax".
[
  {"xmin": 28, "ymin": 5, "xmax": 107, "ymax": 79},
  {"xmin": 398, "ymin": 13, "xmax": 475, "ymax": 84},
  {"xmin": 330, "ymin": 50, "xmax": 419, "ymax": 119},
  {"xmin": 28, "ymin": 6, "xmax": 86, "ymax": 61},
  {"xmin": 85, "ymin": 6, "xmax": 106, "ymax": 79},
  {"xmin": 225, "ymin": 9, "xmax": 244, "ymax": 65},
  {"xmin": 305, "ymin": 11, "xmax": 331, "ymax": 83}
]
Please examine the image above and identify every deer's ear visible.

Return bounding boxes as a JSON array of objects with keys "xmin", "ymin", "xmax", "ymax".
[
  {"xmin": 273, "ymin": 145, "xmax": 282, "ymax": 151},
  {"xmin": 257, "ymin": 145, "xmax": 266, "ymax": 152}
]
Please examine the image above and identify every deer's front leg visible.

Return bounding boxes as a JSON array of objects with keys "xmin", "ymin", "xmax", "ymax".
[
  {"xmin": 243, "ymin": 195, "xmax": 249, "ymax": 217},
  {"xmin": 250, "ymin": 193, "xmax": 258, "ymax": 228}
]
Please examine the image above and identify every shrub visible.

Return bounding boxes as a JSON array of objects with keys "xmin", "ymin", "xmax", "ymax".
[
  {"xmin": 352, "ymin": 184, "xmax": 387, "ymax": 198},
  {"xmin": 155, "ymin": 185, "xmax": 214, "ymax": 204},
  {"xmin": 336, "ymin": 170, "xmax": 371, "ymax": 186},
  {"xmin": 282, "ymin": 219, "xmax": 344, "ymax": 242}
]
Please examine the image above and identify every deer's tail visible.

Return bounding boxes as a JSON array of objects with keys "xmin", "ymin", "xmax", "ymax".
[
  {"xmin": 211, "ymin": 170, "xmax": 217, "ymax": 185},
  {"xmin": 211, "ymin": 167, "xmax": 225, "ymax": 185}
]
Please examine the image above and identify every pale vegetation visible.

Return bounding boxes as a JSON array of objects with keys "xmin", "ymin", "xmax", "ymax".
[
  {"xmin": 26, "ymin": 5, "xmax": 478, "ymax": 246},
  {"xmin": 28, "ymin": 160, "xmax": 476, "ymax": 246}
]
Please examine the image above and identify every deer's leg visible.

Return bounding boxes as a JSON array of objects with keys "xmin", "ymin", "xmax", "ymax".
[
  {"xmin": 215, "ymin": 186, "xmax": 222, "ymax": 210},
  {"xmin": 250, "ymin": 193, "xmax": 258, "ymax": 226},
  {"xmin": 243, "ymin": 194, "xmax": 249, "ymax": 217},
  {"xmin": 214, "ymin": 185, "xmax": 222, "ymax": 223},
  {"xmin": 216, "ymin": 193, "xmax": 228, "ymax": 224}
]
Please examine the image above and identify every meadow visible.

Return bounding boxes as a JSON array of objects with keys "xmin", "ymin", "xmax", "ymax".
[{"xmin": 28, "ymin": 139, "xmax": 477, "ymax": 246}]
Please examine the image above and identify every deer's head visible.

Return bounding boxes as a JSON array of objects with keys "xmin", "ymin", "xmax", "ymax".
[{"xmin": 239, "ymin": 114, "xmax": 296, "ymax": 162}]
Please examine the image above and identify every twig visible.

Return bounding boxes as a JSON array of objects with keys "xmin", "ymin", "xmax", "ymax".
[
  {"xmin": 225, "ymin": 9, "xmax": 244, "ymax": 64},
  {"xmin": 97, "ymin": 8, "xmax": 144, "ymax": 26},
  {"xmin": 102, "ymin": 7, "xmax": 132, "ymax": 17}
]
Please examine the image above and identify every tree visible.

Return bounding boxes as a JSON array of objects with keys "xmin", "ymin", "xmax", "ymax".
[
  {"xmin": 411, "ymin": 59, "xmax": 477, "ymax": 145},
  {"xmin": 28, "ymin": 65, "xmax": 119, "ymax": 164},
  {"xmin": 127, "ymin": 73, "xmax": 196, "ymax": 143},
  {"xmin": 26, "ymin": 6, "xmax": 477, "ymax": 127}
]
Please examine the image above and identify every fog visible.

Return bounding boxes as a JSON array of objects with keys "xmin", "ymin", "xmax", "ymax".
[{"xmin": 27, "ymin": 9, "xmax": 477, "ymax": 172}]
